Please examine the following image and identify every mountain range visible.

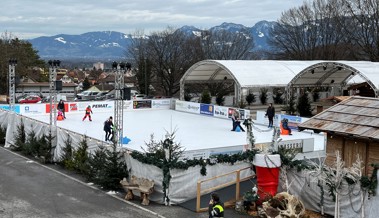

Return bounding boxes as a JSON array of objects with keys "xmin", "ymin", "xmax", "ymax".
[{"xmin": 28, "ymin": 20, "xmax": 277, "ymax": 60}]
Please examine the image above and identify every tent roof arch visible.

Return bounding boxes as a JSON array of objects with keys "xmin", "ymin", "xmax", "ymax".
[
  {"xmin": 180, "ymin": 60, "xmax": 323, "ymax": 88},
  {"xmin": 287, "ymin": 61, "xmax": 379, "ymax": 97}
]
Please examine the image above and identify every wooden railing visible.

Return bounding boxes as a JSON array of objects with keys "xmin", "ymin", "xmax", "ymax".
[{"xmin": 196, "ymin": 166, "xmax": 255, "ymax": 212}]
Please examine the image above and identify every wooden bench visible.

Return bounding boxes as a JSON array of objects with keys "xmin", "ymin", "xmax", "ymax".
[{"xmin": 120, "ymin": 176, "xmax": 155, "ymax": 205}]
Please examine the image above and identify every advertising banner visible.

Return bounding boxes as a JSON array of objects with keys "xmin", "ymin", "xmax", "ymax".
[
  {"xmin": 133, "ymin": 100, "xmax": 152, "ymax": 109},
  {"xmin": 0, "ymin": 105, "xmax": 20, "ymax": 114},
  {"xmin": 182, "ymin": 145, "xmax": 244, "ymax": 159},
  {"xmin": 72, "ymin": 101, "xmax": 114, "ymax": 113},
  {"xmin": 69, "ymin": 103, "xmax": 78, "ymax": 112},
  {"xmin": 123, "ymin": 100, "xmax": 134, "ymax": 111},
  {"xmin": 19, "ymin": 104, "xmax": 45, "ymax": 114},
  {"xmin": 46, "ymin": 103, "xmax": 68, "ymax": 113},
  {"xmin": 175, "ymin": 100, "xmax": 200, "ymax": 114},
  {"xmin": 151, "ymin": 99, "xmax": 171, "ymax": 109},
  {"xmin": 200, "ymin": 104, "xmax": 214, "ymax": 116},
  {"xmin": 214, "ymin": 105, "xmax": 229, "ymax": 119},
  {"xmin": 280, "ymin": 114, "xmax": 302, "ymax": 130}
]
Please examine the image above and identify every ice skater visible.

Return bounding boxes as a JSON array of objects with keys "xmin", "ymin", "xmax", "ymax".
[
  {"xmin": 82, "ymin": 105, "xmax": 93, "ymax": 121},
  {"xmin": 103, "ymin": 116, "xmax": 114, "ymax": 141},
  {"xmin": 57, "ymin": 110, "xmax": 64, "ymax": 121},
  {"xmin": 57, "ymin": 99, "xmax": 66, "ymax": 119},
  {"xmin": 231, "ymin": 110, "xmax": 245, "ymax": 132},
  {"xmin": 265, "ymin": 103, "xmax": 275, "ymax": 128}
]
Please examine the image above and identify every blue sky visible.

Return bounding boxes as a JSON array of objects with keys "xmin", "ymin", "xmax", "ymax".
[{"xmin": 1, "ymin": 0, "xmax": 305, "ymax": 39}]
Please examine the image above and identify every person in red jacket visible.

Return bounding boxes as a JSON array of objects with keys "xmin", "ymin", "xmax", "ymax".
[{"xmin": 82, "ymin": 105, "xmax": 93, "ymax": 121}]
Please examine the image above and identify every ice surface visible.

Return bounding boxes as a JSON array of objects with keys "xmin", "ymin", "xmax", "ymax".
[{"xmin": 28, "ymin": 109, "xmax": 325, "ymax": 153}]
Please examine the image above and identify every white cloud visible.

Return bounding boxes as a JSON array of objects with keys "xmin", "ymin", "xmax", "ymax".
[{"xmin": 0, "ymin": 0, "xmax": 304, "ymax": 39}]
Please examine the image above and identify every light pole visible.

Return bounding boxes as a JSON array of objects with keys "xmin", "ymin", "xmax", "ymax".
[
  {"xmin": 8, "ymin": 59, "xmax": 17, "ymax": 112},
  {"xmin": 144, "ymin": 59, "xmax": 148, "ymax": 95},
  {"xmin": 112, "ymin": 61, "xmax": 131, "ymax": 147},
  {"xmin": 48, "ymin": 60, "xmax": 60, "ymax": 129}
]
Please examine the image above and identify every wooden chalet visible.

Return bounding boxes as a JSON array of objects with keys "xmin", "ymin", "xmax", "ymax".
[{"xmin": 299, "ymin": 96, "xmax": 379, "ymax": 176}]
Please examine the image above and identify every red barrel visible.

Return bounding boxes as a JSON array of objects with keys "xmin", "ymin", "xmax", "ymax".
[
  {"xmin": 255, "ymin": 166, "xmax": 280, "ymax": 200},
  {"xmin": 253, "ymin": 154, "xmax": 281, "ymax": 203}
]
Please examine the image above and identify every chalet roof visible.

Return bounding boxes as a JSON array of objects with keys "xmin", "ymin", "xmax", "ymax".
[{"xmin": 299, "ymin": 96, "xmax": 379, "ymax": 141}]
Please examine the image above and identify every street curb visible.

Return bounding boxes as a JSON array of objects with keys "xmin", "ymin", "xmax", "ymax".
[{"xmin": 1, "ymin": 147, "xmax": 166, "ymax": 218}]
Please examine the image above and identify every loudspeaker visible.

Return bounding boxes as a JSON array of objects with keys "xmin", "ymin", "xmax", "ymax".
[
  {"xmin": 55, "ymin": 80, "xmax": 62, "ymax": 91},
  {"xmin": 123, "ymin": 87, "xmax": 131, "ymax": 100}
]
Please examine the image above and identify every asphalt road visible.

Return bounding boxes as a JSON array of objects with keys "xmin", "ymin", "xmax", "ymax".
[{"xmin": 0, "ymin": 147, "xmax": 249, "ymax": 218}]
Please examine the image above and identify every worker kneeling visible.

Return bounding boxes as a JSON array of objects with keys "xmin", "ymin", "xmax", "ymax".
[{"xmin": 280, "ymin": 118, "xmax": 292, "ymax": 135}]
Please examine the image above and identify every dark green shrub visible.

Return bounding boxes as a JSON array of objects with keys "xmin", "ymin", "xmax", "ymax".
[
  {"xmin": 13, "ymin": 119, "xmax": 26, "ymax": 151},
  {"xmin": 312, "ymin": 91, "xmax": 320, "ymax": 102},
  {"xmin": 245, "ymin": 92, "xmax": 256, "ymax": 105},
  {"xmin": 297, "ymin": 93, "xmax": 312, "ymax": 117},
  {"xmin": 259, "ymin": 88, "xmax": 268, "ymax": 105},
  {"xmin": 72, "ymin": 136, "xmax": 90, "ymax": 176},
  {"xmin": 24, "ymin": 128, "xmax": 39, "ymax": 157},
  {"xmin": 215, "ymin": 93, "xmax": 225, "ymax": 106},
  {"xmin": 0, "ymin": 126, "xmax": 7, "ymax": 146},
  {"xmin": 60, "ymin": 133, "xmax": 75, "ymax": 170},
  {"xmin": 273, "ymin": 88, "xmax": 284, "ymax": 104},
  {"xmin": 283, "ymin": 94, "xmax": 296, "ymax": 115},
  {"xmin": 38, "ymin": 131, "xmax": 54, "ymax": 164},
  {"xmin": 201, "ymin": 91, "xmax": 211, "ymax": 104}
]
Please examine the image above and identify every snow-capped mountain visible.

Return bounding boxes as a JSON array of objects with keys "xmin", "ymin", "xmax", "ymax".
[
  {"xmin": 29, "ymin": 31, "xmax": 134, "ymax": 60},
  {"xmin": 28, "ymin": 21, "xmax": 277, "ymax": 60}
]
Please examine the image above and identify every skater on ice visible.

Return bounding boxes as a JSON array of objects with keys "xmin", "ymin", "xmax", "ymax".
[
  {"xmin": 231, "ymin": 110, "xmax": 245, "ymax": 132},
  {"xmin": 82, "ymin": 105, "xmax": 93, "ymax": 121},
  {"xmin": 57, "ymin": 110, "xmax": 64, "ymax": 121},
  {"xmin": 103, "ymin": 116, "xmax": 114, "ymax": 141},
  {"xmin": 57, "ymin": 99, "xmax": 66, "ymax": 119}
]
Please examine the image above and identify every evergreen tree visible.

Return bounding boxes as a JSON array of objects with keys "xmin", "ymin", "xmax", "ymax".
[
  {"xmin": 215, "ymin": 93, "xmax": 225, "ymax": 106},
  {"xmin": 273, "ymin": 88, "xmax": 284, "ymax": 104},
  {"xmin": 72, "ymin": 136, "xmax": 90, "ymax": 176},
  {"xmin": 38, "ymin": 131, "xmax": 54, "ymax": 163},
  {"xmin": 284, "ymin": 94, "xmax": 296, "ymax": 115},
  {"xmin": 200, "ymin": 90, "xmax": 211, "ymax": 104},
  {"xmin": 297, "ymin": 93, "xmax": 312, "ymax": 117},
  {"xmin": 24, "ymin": 128, "xmax": 39, "ymax": 157},
  {"xmin": 60, "ymin": 133, "xmax": 74, "ymax": 170},
  {"xmin": 0, "ymin": 33, "xmax": 45, "ymax": 94},
  {"xmin": 259, "ymin": 88, "xmax": 268, "ymax": 105},
  {"xmin": 0, "ymin": 126, "xmax": 6, "ymax": 145},
  {"xmin": 88, "ymin": 145, "xmax": 108, "ymax": 183},
  {"xmin": 103, "ymin": 144, "xmax": 128, "ymax": 190},
  {"xmin": 13, "ymin": 118, "xmax": 25, "ymax": 151},
  {"xmin": 245, "ymin": 92, "xmax": 256, "ymax": 105}
]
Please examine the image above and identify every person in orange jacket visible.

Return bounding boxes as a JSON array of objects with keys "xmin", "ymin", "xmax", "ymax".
[{"xmin": 82, "ymin": 105, "xmax": 93, "ymax": 121}]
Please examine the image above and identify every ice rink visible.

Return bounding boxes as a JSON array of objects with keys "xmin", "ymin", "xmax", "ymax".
[{"xmin": 28, "ymin": 108, "xmax": 325, "ymax": 157}]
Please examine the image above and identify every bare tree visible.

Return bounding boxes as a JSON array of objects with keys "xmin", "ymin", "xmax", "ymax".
[
  {"xmin": 269, "ymin": 0, "xmax": 350, "ymax": 60},
  {"xmin": 337, "ymin": 0, "xmax": 379, "ymax": 61},
  {"xmin": 145, "ymin": 27, "xmax": 202, "ymax": 96},
  {"xmin": 126, "ymin": 30, "xmax": 154, "ymax": 95},
  {"xmin": 200, "ymin": 29, "xmax": 254, "ymax": 60}
]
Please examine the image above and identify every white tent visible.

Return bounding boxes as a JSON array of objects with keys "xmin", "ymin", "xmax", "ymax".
[{"xmin": 180, "ymin": 60, "xmax": 379, "ymax": 103}]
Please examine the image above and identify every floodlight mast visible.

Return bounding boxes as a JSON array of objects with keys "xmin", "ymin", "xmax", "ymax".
[
  {"xmin": 8, "ymin": 59, "xmax": 17, "ymax": 112},
  {"xmin": 113, "ymin": 62, "xmax": 131, "ymax": 147}
]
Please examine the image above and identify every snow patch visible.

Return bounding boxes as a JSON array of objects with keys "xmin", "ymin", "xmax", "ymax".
[
  {"xmin": 106, "ymin": 191, "xmax": 117, "ymax": 195},
  {"xmin": 258, "ymin": 32, "xmax": 264, "ymax": 38},
  {"xmin": 54, "ymin": 37, "xmax": 67, "ymax": 44},
  {"xmin": 192, "ymin": 31, "xmax": 202, "ymax": 37}
]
